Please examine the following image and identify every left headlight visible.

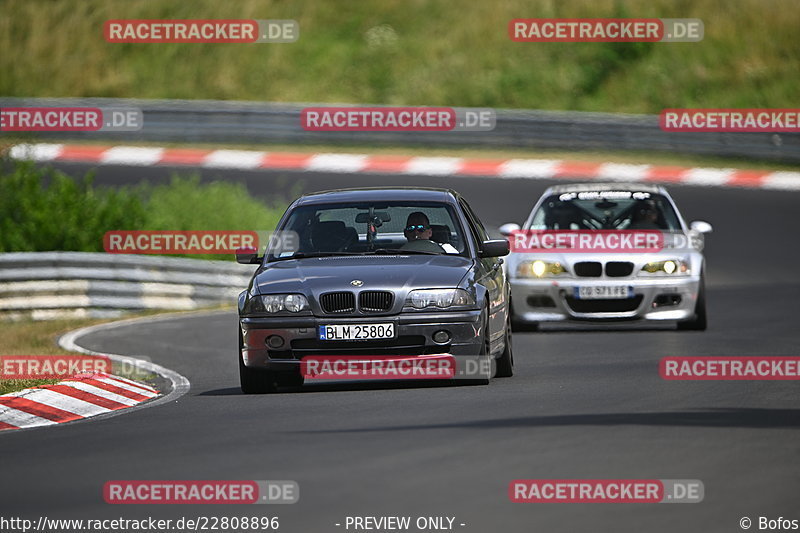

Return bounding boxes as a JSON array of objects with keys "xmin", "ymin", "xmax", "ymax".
[
  {"xmin": 244, "ymin": 294, "xmax": 310, "ymax": 314},
  {"xmin": 640, "ymin": 259, "xmax": 690, "ymax": 275},
  {"xmin": 407, "ymin": 289, "xmax": 475, "ymax": 309},
  {"xmin": 517, "ymin": 260, "xmax": 567, "ymax": 278}
]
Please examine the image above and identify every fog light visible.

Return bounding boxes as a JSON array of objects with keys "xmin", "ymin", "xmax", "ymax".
[
  {"xmin": 432, "ymin": 330, "xmax": 451, "ymax": 344},
  {"xmin": 266, "ymin": 335, "xmax": 285, "ymax": 349},
  {"xmin": 653, "ymin": 294, "xmax": 682, "ymax": 308}
]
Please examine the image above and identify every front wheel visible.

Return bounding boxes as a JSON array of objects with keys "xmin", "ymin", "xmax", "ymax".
[
  {"xmin": 677, "ymin": 275, "xmax": 707, "ymax": 331},
  {"xmin": 495, "ymin": 313, "xmax": 514, "ymax": 378},
  {"xmin": 239, "ymin": 330, "xmax": 303, "ymax": 393},
  {"xmin": 510, "ymin": 303, "xmax": 539, "ymax": 332},
  {"xmin": 239, "ymin": 352, "xmax": 279, "ymax": 394},
  {"xmin": 462, "ymin": 308, "xmax": 492, "ymax": 385}
]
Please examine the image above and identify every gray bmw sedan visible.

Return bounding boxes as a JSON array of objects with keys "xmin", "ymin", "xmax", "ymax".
[{"xmin": 237, "ymin": 187, "xmax": 513, "ymax": 393}]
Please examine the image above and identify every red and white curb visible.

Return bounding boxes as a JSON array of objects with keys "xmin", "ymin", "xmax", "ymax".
[
  {"xmin": 0, "ymin": 311, "xmax": 195, "ymax": 432},
  {"xmin": 8, "ymin": 143, "xmax": 800, "ymax": 191},
  {"xmin": 0, "ymin": 372, "xmax": 158, "ymax": 431}
]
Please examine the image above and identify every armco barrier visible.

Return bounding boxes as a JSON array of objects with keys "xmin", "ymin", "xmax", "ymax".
[
  {"xmin": 0, "ymin": 252, "xmax": 255, "ymax": 320},
  {"xmin": 1, "ymin": 98, "xmax": 798, "ymax": 162}
]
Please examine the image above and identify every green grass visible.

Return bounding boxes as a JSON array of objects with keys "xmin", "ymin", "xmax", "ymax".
[
  {"xmin": 135, "ymin": 175, "xmax": 288, "ymax": 260},
  {"xmin": 0, "ymin": 317, "xmax": 127, "ymax": 395},
  {"xmin": 0, "ymin": 160, "xmax": 287, "ymax": 259},
  {"xmin": 0, "ymin": 376, "xmax": 60, "ymax": 396},
  {"xmin": 1, "ymin": 0, "xmax": 798, "ymax": 113},
  {"xmin": 0, "ymin": 312, "xmax": 182, "ymax": 395}
]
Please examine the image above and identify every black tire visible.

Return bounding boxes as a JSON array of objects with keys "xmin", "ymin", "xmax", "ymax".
[
  {"xmin": 239, "ymin": 330, "xmax": 303, "ymax": 393},
  {"xmin": 677, "ymin": 274, "xmax": 707, "ymax": 331},
  {"xmin": 462, "ymin": 308, "xmax": 491, "ymax": 385},
  {"xmin": 495, "ymin": 312, "xmax": 514, "ymax": 378},
  {"xmin": 239, "ymin": 351, "xmax": 279, "ymax": 394},
  {"xmin": 511, "ymin": 319, "xmax": 539, "ymax": 332},
  {"xmin": 279, "ymin": 372, "xmax": 305, "ymax": 388},
  {"xmin": 510, "ymin": 302, "xmax": 539, "ymax": 332}
]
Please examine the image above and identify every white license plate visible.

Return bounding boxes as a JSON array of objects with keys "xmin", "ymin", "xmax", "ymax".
[
  {"xmin": 319, "ymin": 323, "xmax": 395, "ymax": 341},
  {"xmin": 574, "ymin": 286, "xmax": 634, "ymax": 299}
]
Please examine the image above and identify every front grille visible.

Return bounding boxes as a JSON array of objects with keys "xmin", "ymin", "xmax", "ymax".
[
  {"xmin": 605, "ymin": 261, "xmax": 634, "ymax": 277},
  {"xmin": 290, "ymin": 336, "xmax": 441, "ymax": 357},
  {"xmin": 574, "ymin": 261, "xmax": 603, "ymax": 277},
  {"xmin": 320, "ymin": 292, "xmax": 355, "ymax": 314},
  {"xmin": 565, "ymin": 295, "xmax": 643, "ymax": 313},
  {"xmin": 359, "ymin": 291, "xmax": 394, "ymax": 312}
]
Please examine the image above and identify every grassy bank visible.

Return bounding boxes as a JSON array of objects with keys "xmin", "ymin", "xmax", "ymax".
[
  {"xmin": 2, "ymin": 0, "xmax": 798, "ymax": 113},
  {"xmin": 0, "ymin": 315, "xmax": 162, "ymax": 395},
  {"xmin": 0, "ymin": 160, "xmax": 286, "ymax": 259}
]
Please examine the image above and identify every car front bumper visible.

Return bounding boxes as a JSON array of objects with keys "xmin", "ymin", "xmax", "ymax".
[
  {"xmin": 240, "ymin": 310, "xmax": 484, "ymax": 371},
  {"xmin": 510, "ymin": 276, "xmax": 700, "ymax": 322}
]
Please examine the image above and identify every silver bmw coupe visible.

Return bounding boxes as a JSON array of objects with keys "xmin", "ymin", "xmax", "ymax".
[{"xmin": 501, "ymin": 183, "xmax": 712, "ymax": 331}]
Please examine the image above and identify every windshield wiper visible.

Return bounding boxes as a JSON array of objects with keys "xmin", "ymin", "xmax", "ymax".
[
  {"xmin": 268, "ymin": 251, "xmax": 364, "ymax": 261},
  {"xmin": 268, "ymin": 249, "xmax": 444, "ymax": 261},
  {"xmin": 370, "ymin": 248, "xmax": 441, "ymax": 255}
]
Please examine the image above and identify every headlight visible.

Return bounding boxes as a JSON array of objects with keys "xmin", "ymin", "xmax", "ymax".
[
  {"xmin": 407, "ymin": 289, "xmax": 475, "ymax": 309},
  {"xmin": 244, "ymin": 294, "xmax": 309, "ymax": 314},
  {"xmin": 283, "ymin": 294, "xmax": 308, "ymax": 312},
  {"xmin": 640, "ymin": 259, "xmax": 690, "ymax": 275},
  {"xmin": 517, "ymin": 260, "xmax": 566, "ymax": 278}
]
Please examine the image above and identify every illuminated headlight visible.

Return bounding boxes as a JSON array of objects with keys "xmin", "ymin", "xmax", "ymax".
[
  {"xmin": 407, "ymin": 289, "xmax": 475, "ymax": 309},
  {"xmin": 640, "ymin": 260, "xmax": 690, "ymax": 275},
  {"xmin": 245, "ymin": 294, "xmax": 309, "ymax": 314},
  {"xmin": 517, "ymin": 260, "xmax": 566, "ymax": 278}
]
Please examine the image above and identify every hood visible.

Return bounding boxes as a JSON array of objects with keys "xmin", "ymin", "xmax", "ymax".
[{"xmin": 254, "ymin": 254, "xmax": 473, "ymax": 296}]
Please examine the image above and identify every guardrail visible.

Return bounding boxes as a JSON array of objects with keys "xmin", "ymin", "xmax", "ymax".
[
  {"xmin": 0, "ymin": 252, "xmax": 254, "ymax": 320},
  {"xmin": 2, "ymin": 97, "xmax": 799, "ymax": 162}
]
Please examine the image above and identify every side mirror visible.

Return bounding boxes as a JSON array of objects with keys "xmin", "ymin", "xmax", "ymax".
[
  {"xmin": 235, "ymin": 249, "xmax": 262, "ymax": 264},
  {"xmin": 498, "ymin": 223, "xmax": 521, "ymax": 236},
  {"xmin": 479, "ymin": 239, "xmax": 510, "ymax": 258},
  {"xmin": 690, "ymin": 220, "xmax": 713, "ymax": 234}
]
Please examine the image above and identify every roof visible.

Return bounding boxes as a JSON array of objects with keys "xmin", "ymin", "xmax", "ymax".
[
  {"xmin": 544, "ymin": 182, "xmax": 666, "ymax": 195},
  {"xmin": 295, "ymin": 187, "xmax": 458, "ymax": 205}
]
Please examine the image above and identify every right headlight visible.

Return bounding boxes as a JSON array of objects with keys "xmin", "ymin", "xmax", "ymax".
[
  {"xmin": 406, "ymin": 289, "xmax": 475, "ymax": 309},
  {"xmin": 516, "ymin": 260, "xmax": 567, "ymax": 278},
  {"xmin": 243, "ymin": 294, "xmax": 310, "ymax": 314},
  {"xmin": 640, "ymin": 259, "xmax": 690, "ymax": 276}
]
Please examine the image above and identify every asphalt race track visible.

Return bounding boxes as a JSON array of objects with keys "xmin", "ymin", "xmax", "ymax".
[{"xmin": 1, "ymin": 162, "xmax": 798, "ymax": 532}]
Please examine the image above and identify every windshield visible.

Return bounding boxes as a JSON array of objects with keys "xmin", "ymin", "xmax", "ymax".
[
  {"xmin": 268, "ymin": 201, "xmax": 468, "ymax": 260},
  {"xmin": 528, "ymin": 191, "xmax": 682, "ymax": 231}
]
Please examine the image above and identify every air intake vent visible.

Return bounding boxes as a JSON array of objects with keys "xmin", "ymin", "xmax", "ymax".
[
  {"xmin": 565, "ymin": 295, "xmax": 643, "ymax": 313},
  {"xmin": 574, "ymin": 261, "xmax": 603, "ymax": 277},
  {"xmin": 320, "ymin": 292, "xmax": 355, "ymax": 313},
  {"xmin": 359, "ymin": 291, "xmax": 394, "ymax": 312},
  {"xmin": 605, "ymin": 261, "xmax": 634, "ymax": 277}
]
